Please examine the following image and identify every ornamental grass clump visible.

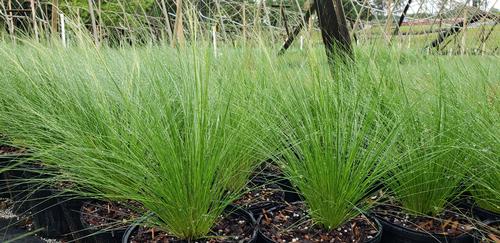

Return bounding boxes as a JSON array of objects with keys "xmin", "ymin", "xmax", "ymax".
[
  {"xmin": 383, "ymin": 61, "xmax": 476, "ymax": 216},
  {"xmin": 452, "ymin": 61, "xmax": 500, "ymax": 214},
  {"xmin": 468, "ymin": 110, "xmax": 499, "ymax": 214},
  {"xmin": 0, "ymin": 43, "xmax": 272, "ymax": 240},
  {"xmin": 472, "ymin": 158, "xmax": 500, "ymax": 214},
  {"xmin": 269, "ymin": 52, "xmax": 401, "ymax": 229}
]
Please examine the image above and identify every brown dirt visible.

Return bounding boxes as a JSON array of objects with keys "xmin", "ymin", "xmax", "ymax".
[
  {"xmin": 259, "ymin": 202, "xmax": 380, "ymax": 243},
  {"xmin": 81, "ymin": 201, "xmax": 142, "ymax": 230}
]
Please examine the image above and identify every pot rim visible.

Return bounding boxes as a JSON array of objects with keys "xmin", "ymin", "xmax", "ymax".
[
  {"xmin": 472, "ymin": 204, "xmax": 500, "ymax": 218},
  {"xmin": 374, "ymin": 213, "xmax": 474, "ymax": 239}
]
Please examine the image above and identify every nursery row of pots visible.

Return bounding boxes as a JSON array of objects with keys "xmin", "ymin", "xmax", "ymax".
[{"xmin": 1, "ymin": 151, "xmax": 499, "ymax": 243}]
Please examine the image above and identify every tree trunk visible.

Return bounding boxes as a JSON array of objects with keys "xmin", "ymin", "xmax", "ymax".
[
  {"xmin": 242, "ymin": 2, "xmax": 247, "ymax": 42},
  {"xmin": 158, "ymin": 0, "xmax": 173, "ymax": 44},
  {"xmin": 172, "ymin": 0, "xmax": 185, "ymax": 47},
  {"xmin": 277, "ymin": 1, "xmax": 315, "ymax": 55},
  {"xmin": 393, "ymin": 0, "xmax": 412, "ymax": 36},
  {"xmin": 428, "ymin": 11, "xmax": 493, "ymax": 50},
  {"xmin": 315, "ymin": 0, "xmax": 352, "ymax": 61},
  {"xmin": 280, "ymin": 1, "xmax": 290, "ymax": 36},
  {"xmin": 384, "ymin": 0, "xmax": 393, "ymax": 42},
  {"xmin": 6, "ymin": 0, "xmax": 15, "ymax": 36},
  {"xmin": 87, "ymin": 0, "xmax": 99, "ymax": 45},
  {"xmin": 215, "ymin": 0, "xmax": 227, "ymax": 41},
  {"xmin": 30, "ymin": 0, "xmax": 38, "ymax": 41},
  {"xmin": 51, "ymin": 0, "xmax": 59, "ymax": 33}
]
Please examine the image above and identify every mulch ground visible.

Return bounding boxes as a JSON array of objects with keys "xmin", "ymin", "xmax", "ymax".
[{"xmin": 81, "ymin": 200, "xmax": 142, "ymax": 230}]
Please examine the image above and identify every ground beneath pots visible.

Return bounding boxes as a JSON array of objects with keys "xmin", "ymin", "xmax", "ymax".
[
  {"xmin": 260, "ymin": 202, "xmax": 379, "ymax": 243},
  {"xmin": 130, "ymin": 209, "xmax": 255, "ymax": 243},
  {"xmin": 81, "ymin": 200, "xmax": 142, "ymax": 230},
  {"xmin": 373, "ymin": 204, "xmax": 474, "ymax": 237}
]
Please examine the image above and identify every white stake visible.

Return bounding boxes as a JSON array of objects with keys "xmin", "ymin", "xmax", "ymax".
[
  {"xmin": 60, "ymin": 13, "xmax": 66, "ymax": 47},
  {"xmin": 212, "ymin": 25, "xmax": 217, "ymax": 57}
]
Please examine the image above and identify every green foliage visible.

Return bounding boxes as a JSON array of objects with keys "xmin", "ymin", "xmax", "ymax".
[
  {"xmin": 383, "ymin": 55, "xmax": 499, "ymax": 216},
  {"xmin": 0, "ymin": 36, "xmax": 498, "ymax": 238},
  {"xmin": 0, "ymin": 43, "xmax": 273, "ymax": 240},
  {"xmin": 267, "ymin": 50, "xmax": 401, "ymax": 229},
  {"xmin": 472, "ymin": 159, "xmax": 500, "ymax": 214},
  {"xmin": 452, "ymin": 59, "xmax": 500, "ymax": 214}
]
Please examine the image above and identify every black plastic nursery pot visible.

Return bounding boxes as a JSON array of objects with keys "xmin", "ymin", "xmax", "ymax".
[
  {"xmin": 3, "ymin": 161, "xmax": 86, "ymax": 240},
  {"xmin": 455, "ymin": 197, "xmax": 500, "ymax": 222},
  {"xmin": 80, "ymin": 201, "xmax": 130, "ymax": 243},
  {"xmin": 472, "ymin": 205, "xmax": 500, "ymax": 222},
  {"xmin": 258, "ymin": 202, "xmax": 383, "ymax": 243},
  {"xmin": 2, "ymin": 156, "xmax": 40, "ymax": 214},
  {"xmin": 122, "ymin": 205, "xmax": 258, "ymax": 243},
  {"xmin": 0, "ymin": 159, "xmax": 15, "ymax": 199},
  {"xmin": 0, "ymin": 188, "xmax": 85, "ymax": 241},
  {"xmin": 0, "ymin": 150, "xmax": 29, "ymax": 199},
  {"xmin": 0, "ymin": 222, "xmax": 45, "ymax": 243},
  {"xmin": 234, "ymin": 181, "xmax": 285, "ymax": 217},
  {"xmin": 374, "ymin": 215, "xmax": 475, "ymax": 243},
  {"xmin": 276, "ymin": 178, "xmax": 302, "ymax": 203},
  {"xmin": 25, "ymin": 188, "xmax": 86, "ymax": 240},
  {"xmin": 253, "ymin": 173, "xmax": 301, "ymax": 203},
  {"xmin": 250, "ymin": 162, "xmax": 302, "ymax": 203},
  {"xmin": 7, "ymin": 162, "xmax": 49, "ymax": 214}
]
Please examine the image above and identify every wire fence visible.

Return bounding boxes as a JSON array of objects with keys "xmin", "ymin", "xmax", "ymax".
[{"xmin": 0, "ymin": 0, "xmax": 498, "ymax": 54}]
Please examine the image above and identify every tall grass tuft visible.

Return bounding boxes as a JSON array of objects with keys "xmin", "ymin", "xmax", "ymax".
[
  {"xmin": 452, "ymin": 59, "xmax": 500, "ymax": 214},
  {"xmin": 0, "ymin": 42, "xmax": 273, "ymax": 240},
  {"xmin": 268, "ymin": 50, "xmax": 401, "ymax": 229},
  {"xmin": 0, "ymin": 38, "xmax": 498, "ymax": 238},
  {"xmin": 383, "ymin": 57, "xmax": 495, "ymax": 216}
]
